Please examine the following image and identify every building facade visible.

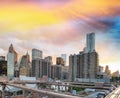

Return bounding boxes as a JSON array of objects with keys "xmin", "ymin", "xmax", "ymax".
[
  {"xmin": 61, "ymin": 54, "xmax": 67, "ymax": 65},
  {"xmin": 56, "ymin": 57, "xmax": 64, "ymax": 66},
  {"xmin": 69, "ymin": 54, "xmax": 77, "ymax": 81},
  {"xmin": 44, "ymin": 56, "xmax": 53, "ymax": 64},
  {"xmin": 105, "ymin": 65, "xmax": 111, "ymax": 76},
  {"xmin": 112, "ymin": 71, "xmax": 120, "ymax": 77},
  {"xmin": 32, "ymin": 57, "xmax": 62, "ymax": 80},
  {"xmin": 61, "ymin": 66, "xmax": 69, "ymax": 80},
  {"xmin": 0, "ymin": 56, "xmax": 5, "ymax": 61},
  {"xmin": 98, "ymin": 66, "xmax": 104, "ymax": 73},
  {"xmin": 7, "ymin": 44, "xmax": 18, "ymax": 78},
  {"xmin": 0, "ymin": 56, "xmax": 7, "ymax": 76},
  {"xmin": 69, "ymin": 33, "xmax": 99, "ymax": 81},
  {"xmin": 19, "ymin": 52, "xmax": 31, "ymax": 76},
  {"xmin": 69, "ymin": 52, "xmax": 98, "ymax": 81},
  {"xmin": 32, "ymin": 59, "xmax": 51, "ymax": 78},
  {"xmin": 86, "ymin": 32, "xmax": 95, "ymax": 52},
  {"xmin": 53, "ymin": 65, "xmax": 62, "ymax": 80},
  {"xmin": 32, "ymin": 49, "xmax": 42, "ymax": 60}
]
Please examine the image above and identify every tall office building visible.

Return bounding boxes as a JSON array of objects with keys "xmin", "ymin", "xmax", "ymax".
[
  {"xmin": 53, "ymin": 65, "xmax": 62, "ymax": 80},
  {"xmin": 32, "ymin": 55, "xmax": 62, "ymax": 80},
  {"xmin": 88, "ymin": 52, "xmax": 98, "ymax": 78},
  {"xmin": 7, "ymin": 44, "xmax": 18, "ymax": 78},
  {"xmin": 0, "ymin": 56, "xmax": 7, "ymax": 76},
  {"xmin": 56, "ymin": 57, "xmax": 64, "ymax": 66},
  {"xmin": 61, "ymin": 66, "xmax": 69, "ymax": 80},
  {"xmin": 32, "ymin": 49, "xmax": 42, "ymax": 60},
  {"xmin": 61, "ymin": 54, "xmax": 67, "ymax": 65},
  {"xmin": 0, "ymin": 56, "xmax": 5, "ymax": 61},
  {"xmin": 19, "ymin": 52, "xmax": 31, "ymax": 76},
  {"xmin": 105, "ymin": 65, "xmax": 111, "ymax": 75},
  {"xmin": 98, "ymin": 66, "xmax": 104, "ymax": 73},
  {"xmin": 69, "ymin": 33, "xmax": 99, "ymax": 81},
  {"xmin": 44, "ymin": 56, "xmax": 53, "ymax": 64},
  {"xmin": 86, "ymin": 33, "xmax": 95, "ymax": 52},
  {"xmin": 32, "ymin": 59, "xmax": 51, "ymax": 78},
  {"xmin": 69, "ymin": 52, "xmax": 98, "ymax": 81},
  {"xmin": 32, "ymin": 49, "xmax": 43, "ymax": 77},
  {"xmin": 69, "ymin": 54, "xmax": 77, "ymax": 81},
  {"xmin": 50, "ymin": 65, "xmax": 62, "ymax": 80}
]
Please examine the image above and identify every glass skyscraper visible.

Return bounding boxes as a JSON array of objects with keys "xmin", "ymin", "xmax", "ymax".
[{"xmin": 86, "ymin": 32, "xmax": 95, "ymax": 52}]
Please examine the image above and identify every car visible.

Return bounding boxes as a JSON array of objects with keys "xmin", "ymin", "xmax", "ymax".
[
  {"xmin": 108, "ymin": 88, "xmax": 113, "ymax": 92},
  {"xmin": 102, "ymin": 90, "xmax": 110, "ymax": 95},
  {"xmin": 111, "ymin": 85, "xmax": 116, "ymax": 90},
  {"xmin": 96, "ymin": 92, "xmax": 106, "ymax": 98},
  {"xmin": 84, "ymin": 88, "xmax": 96, "ymax": 92}
]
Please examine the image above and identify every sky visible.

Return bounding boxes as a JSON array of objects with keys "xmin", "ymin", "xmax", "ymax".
[{"xmin": 0, "ymin": 0, "xmax": 120, "ymax": 73}]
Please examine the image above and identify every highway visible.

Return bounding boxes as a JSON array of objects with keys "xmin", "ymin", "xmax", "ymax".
[
  {"xmin": 105, "ymin": 86, "xmax": 120, "ymax": 98},
  {"xmin": 84, "ymin": 92, "xmax": 100, "ymax": 98}
]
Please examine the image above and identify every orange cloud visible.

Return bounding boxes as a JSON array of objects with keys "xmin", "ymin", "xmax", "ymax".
[
  {"xmin": 0, "ymin": 0, "xmax": 120, "ymax": 33},
  {"xmin": 0, "ymin": 0, "xmax": 120, "ymax": 73},
  {"xmin": 56, "ymin": 0, "xmax": 120, "ymax": 20}
]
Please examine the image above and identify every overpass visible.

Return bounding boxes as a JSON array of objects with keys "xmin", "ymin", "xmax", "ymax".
[
  {"xmin": 0, "ymin": 80, "xmax": 81, "ymax": 98},
  {"xmin": 0, "ymin": 79, "xmax": 112, "ymax": 98},
  {"xmin": 11, "ymin": 80, "xmax": 110, "ymax": 90}
]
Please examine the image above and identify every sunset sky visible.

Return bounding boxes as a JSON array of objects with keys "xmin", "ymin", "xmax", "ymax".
[{"xmin": 0, "ymin": 0, "xmax": 120, "ymax": 73}]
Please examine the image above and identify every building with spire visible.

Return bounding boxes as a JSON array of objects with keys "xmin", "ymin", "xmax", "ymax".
[
  {"xmin": 19, "ymin": 51, "xmax": 31, "ymax": 76},
  {"xmin": 7, "ymin": 44, "xmax": 18, "ymax": 78}
]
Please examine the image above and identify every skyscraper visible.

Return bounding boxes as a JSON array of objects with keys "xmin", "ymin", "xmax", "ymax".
[
  {"xmin": 69, "ymin": 54, "xmax": 77, "ymax": 81},
  {"xmin": 56, "ymin": 57, "xmax": 64, "ymax": 66},
  {"xmin": 32, "ymin": 49, "xmax": 43, "ymax": 77},
  {"xmin": 105, "ymin": 65, "xmax": 111, "ymax": 75},
  {"xmin": 61, "ymin": 54, "xmax": 67, "ymax": 65},
  {"xmin": 69, "ymin": 33, "xmax": 99, "ymax": 82},
  {"xmin": 86, "ymin": 32, "xmax": 95, "ymax": 52},
  {"xmin": 32, "ymin": 59, "xmax": 51, "ymax": 78},
  {"xmin": 69, "ymin": 52, "xmax": 98, "ymax": 81},
  {"xmin": 0, "ymin": 56, "xmax": 7, "ymax": 76},
  {"xmin": 7, "ymin": 44, "xmax": 18, "ymax": 78},
  {"xmin": 19, "ymin": 52, "xmax": 31, "ymax": 76},
  {"xmin": 32, "ymin": 49, "xmax": 43, "ymax": 60},
  {"xmin": 44, "ymin": 56, "xmax": 53, "ymax": 64},
  {"xmin": 53, "ymin": 65, "xmax": 62, "ymax": 80}
]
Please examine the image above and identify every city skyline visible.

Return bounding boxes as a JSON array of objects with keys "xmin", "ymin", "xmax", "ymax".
[{"xmin": 0, "ymin": 0, "xmax": 120, "ymax": 72}]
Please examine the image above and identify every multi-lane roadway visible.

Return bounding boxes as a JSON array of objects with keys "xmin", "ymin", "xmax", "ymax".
[{"xmin": 105, "ymin": 86, "xmax": 120, "ymax": 98}]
